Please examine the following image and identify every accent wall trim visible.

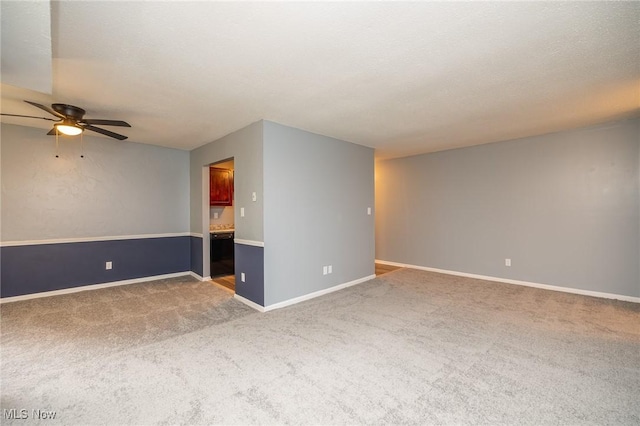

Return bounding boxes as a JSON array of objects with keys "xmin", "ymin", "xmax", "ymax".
[
  {"xmin": 1, "ymin": 236, "xmax": 191, "ymax": 298},
  {"xmin": 1, "ymin": 232, "xmax": 192, "ymax": 247},
  {"xmin": 375, "ymin": 259, "xmax": 640, "ymax": 303},
  {"xmin": 190, "ymin": 232, "xmax": 204, "ymax": 238},
  {"xmin": 234, "ymin": 239, "xmax": 264, "ymax": 247},
  {"xmin": 0, "ymin": 272, "xmax": 191, "ymax": 304},
  {"xmin": 189, "ymin": 235, "xmax": 203, "ymax": 277},
  {"xmin": 250, "ymin": 274, "xmax": 376, "ymax": 312},
  {"xmin": 234, "ymin": 244, "xmax": 264, "ymax": 305}
]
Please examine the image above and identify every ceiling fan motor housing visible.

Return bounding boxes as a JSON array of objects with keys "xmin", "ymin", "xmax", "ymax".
[{"xmin": 52, "ymin": 104, "xmax": 86, "ymax": 120}]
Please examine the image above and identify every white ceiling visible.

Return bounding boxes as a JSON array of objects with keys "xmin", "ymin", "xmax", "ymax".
[
  {"xmin": 0, "ymin": 1, "xmax": 52, "ymax": 94},
  {"xmin": 1, "ymin": 1, "xmax": 638, "ymax": 159}
]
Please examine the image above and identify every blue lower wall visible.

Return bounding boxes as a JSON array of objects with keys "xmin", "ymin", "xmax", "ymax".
[
  {"xmin": 235, "ymin": 243, "xmax": 264, "ymax": 306},
  {"xmin": 1, "ymin": 236, "xmax": 190, "ymax": 298},
  {"xmin": 190, "ymin": 236, "xmax": 203, "ymax": 276}
]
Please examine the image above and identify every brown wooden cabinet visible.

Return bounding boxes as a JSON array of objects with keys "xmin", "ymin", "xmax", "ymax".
[{"xmin": 210, "ymin": 167, "xmax": 233, "ymax": 206}]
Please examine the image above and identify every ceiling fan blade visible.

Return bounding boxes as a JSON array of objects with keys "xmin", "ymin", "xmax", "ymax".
[
  {"xmin": 83, "ymin": 124, "xmax": 128, "ymax": 140},
  {"xmin": 47, "ymin": 128, "xmax": 57, "ymax": 135},
  {"xmin": 0, "ymin": 113, "xmax": 58, "ymax": 122},
  {"xmin": 24, "ymin": 100, "xmax": 65, "ymax": 119},
  {"xmin": 82, "ymin": 119, "xmax": 131, "ymax": 127}
]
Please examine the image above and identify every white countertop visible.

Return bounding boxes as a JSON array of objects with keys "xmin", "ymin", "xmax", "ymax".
[{"xmin": 210, "ymin": 229, "xmax": 234, "ymax": 234}]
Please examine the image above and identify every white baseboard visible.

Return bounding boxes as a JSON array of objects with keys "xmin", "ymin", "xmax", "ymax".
[
  {"xmin": 264, "ymin": 274, "xmax": 377, "ymax": 312},
  {"xmin": 188, "ymin": 272, "xmax": 211, "ymax": 282},
  {"xmin": 234, "ymin": 294, "xmax": 266, "ymax": 312},
  {"xmin": 189, "ymin": 271, "xmax": 203, "ymax": 281},
  {"xmin": 375, "ymin": 259, "xmax": 640, "ymax": 303},
  {"xmin": 233, "ymin": 274, "xmax": 377, "ymax": 313},
  {"xmin": 0, "ymin": 272, "xmax": 192, "ymax": 304}
]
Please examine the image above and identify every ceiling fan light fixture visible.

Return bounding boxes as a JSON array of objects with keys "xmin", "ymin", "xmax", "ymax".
[
  {"xmin": 55, "ymin": 120, "xmax": 83, "ymax": 136},
  {"xmin": 11, "ymin": 100, "xmax": 130, "ymax": 140}
]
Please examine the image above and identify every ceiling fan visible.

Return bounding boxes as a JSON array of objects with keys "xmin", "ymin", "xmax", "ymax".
[{"xmin": 1, "ymin": 100, "xmax": 131, "ymax": 140}]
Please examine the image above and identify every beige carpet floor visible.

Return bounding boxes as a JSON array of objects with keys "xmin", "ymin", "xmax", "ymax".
[{"xmin": 1, "ymin": 269, "xmax": 639, "ymax": 425}]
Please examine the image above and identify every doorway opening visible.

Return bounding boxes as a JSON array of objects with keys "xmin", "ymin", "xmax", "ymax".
[{"xmin": 207, "ymin": 158, "xmax": 235, "ymax": 292}]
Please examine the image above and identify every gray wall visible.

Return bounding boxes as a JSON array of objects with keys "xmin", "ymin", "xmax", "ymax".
[
  {"xmin": 376, "ymin": 118, "xmax": 640, "ymax": 298},
  {"xmin": 263, "ymin": 121, "xmax": 375, "ymax": 306},
  {"xmin": 190, "ymin": 121, "xmax": 263, "ymax": 241},
  {"xmin": 1, "ymin": 123, "xmax": 189, "ymax": 241}
]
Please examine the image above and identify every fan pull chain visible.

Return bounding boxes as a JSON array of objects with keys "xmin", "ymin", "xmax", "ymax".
[
  {"xmin": 80, "ymin": 132, "xmax": 84, "ymax": 158},
  {"xmin": 55, "ymin": 128, "xmax": 60, "ymax": 158}
]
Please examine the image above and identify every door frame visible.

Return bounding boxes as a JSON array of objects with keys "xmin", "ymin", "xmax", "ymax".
[{"xmin": 201, "ymin": 157, "xmax": 235, "ymax": 280}]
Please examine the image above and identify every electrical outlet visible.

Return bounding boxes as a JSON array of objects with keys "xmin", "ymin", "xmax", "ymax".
[
  {"xmin": 505, "ymin": 258, "xmax": 511, "ymax": 267},
  {"xmin": 323, "ymin": 266, "xmax": 328, "ymax": 275},
  {"xmin": 367, "ymin": 207, "xmax": 371, "ymax": 215},
  {"xmin": 240, "ymin": 207, "xmax": 245, "ymax": 217},
  {"xmin": 328, "ymin": 265, "xmax": 333, "ymax": 274},
  {"xmin": 106, "ymin": 261, "xmax": 112, "ymax": 270},
  {"xmin": 252, "ymin": 192, "xmax": 257, "ymax": 202},
  {"xmin": 241, "ymin": 272, "xmax": 246, "ymax": 282},
  {"xmin": 214, "ymin": 212, "xmax": 219, "ymax": 219}
]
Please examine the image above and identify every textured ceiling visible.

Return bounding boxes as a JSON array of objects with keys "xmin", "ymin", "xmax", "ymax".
[
  {"xmin": 0, "ymin": 1, "xmax": 52, "ymax": 93},
  {"xmin": 1, "ymin": 1, "xmax": 638, "ymax": 159}
]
